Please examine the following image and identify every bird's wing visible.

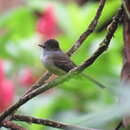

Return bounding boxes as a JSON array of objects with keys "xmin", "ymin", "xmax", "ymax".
[{"xmin": 52, "ymin": 53, "xmax": 76, "ymax": 72}]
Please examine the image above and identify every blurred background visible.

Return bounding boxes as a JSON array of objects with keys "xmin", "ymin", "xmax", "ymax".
[{"xmin": 0, "ymin": 0, "xmax": 123, "ymax": 130}]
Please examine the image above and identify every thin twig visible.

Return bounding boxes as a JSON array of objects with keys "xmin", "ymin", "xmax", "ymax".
[
  {"xmin": 77, "ymin": 6, "xmax": 123, "ymax": 72},
  {"xmin": 115, "ymin": 121, "xmax": 122, "ymax": 130},
  {"xmin": 24, "ymin": 71, "xmax": 52, "ymax": 95},
  {"xmin": 24, "ymin": 0, "xmax": 106, "ymax": 95},
  {"xmin": 12, "ymin": 114, "xmax": 99, "ymax": 130},
  {"xmin": 1, "ymin": 120, "xmax": 26, "ymax": 130},
  {"xmin": 0, "ymin": 6, "xmax": 123, "ymax": 123},
  {"xmin": 67, "ymin": 0, "xmax": 106, "ymax": 56}
]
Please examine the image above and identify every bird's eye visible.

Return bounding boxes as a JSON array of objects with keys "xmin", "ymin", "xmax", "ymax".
[{"xmin": 43, "ymin": 46, "xmax": 45, "ymax": 48}]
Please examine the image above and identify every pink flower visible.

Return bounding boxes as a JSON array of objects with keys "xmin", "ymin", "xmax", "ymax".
[
  {"xmin": 0, "ymin": 80, "xmax": 14, "ymax": 113},
  {"xmin": 0, "ymin": 60, "xmax": 14, "ymax": 113},
  {"xmin": 36, "ymin": 6, "xmax": 58, "ymax": 39},
  {"xmin": 20, "ymin": 68, "xmax": 36, "ymax": 87}
]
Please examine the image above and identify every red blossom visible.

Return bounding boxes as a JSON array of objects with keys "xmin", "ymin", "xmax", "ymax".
[
  {"xmin": 20, "ymin": 68, "xmax": 36, "ymax": 87},
  {"xmin": 0, "ymin": 80, "xmax": 14, "ymax": 112},
  {"xmin": 36, "ymin": 6, "xmax": 58, "ymax": 39},
  {"xmin": 0, "ymin": 60, "xmax": 14, "ymax": 113}
]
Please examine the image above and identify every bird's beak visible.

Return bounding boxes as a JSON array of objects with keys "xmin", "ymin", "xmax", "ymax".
[{"xmin": 38, "ymin": 44, "xmax": 43, "ymax": 48}]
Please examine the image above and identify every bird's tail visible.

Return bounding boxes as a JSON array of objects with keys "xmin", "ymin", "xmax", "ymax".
[{"xmin": 81, "ymin": 73, "xmax": 106, "ymax": 89}]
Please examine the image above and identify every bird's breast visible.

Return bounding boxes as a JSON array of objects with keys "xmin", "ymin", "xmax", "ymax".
[
  {"xmin": 40, "ymin": 54, "xmax": 53, "ymax": 67},
  {"xmin": 40, "ymin": 54, "xmax": 65, "ymax": 75}
]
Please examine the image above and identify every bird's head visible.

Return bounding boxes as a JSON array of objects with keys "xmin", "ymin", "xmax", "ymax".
[{"xmin": 38, "ymin": 39, "xmax": 60, "ymax": 51}]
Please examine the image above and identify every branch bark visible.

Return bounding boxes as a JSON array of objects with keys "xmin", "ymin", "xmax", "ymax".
[
  {"xmin": 1, "ymin": 120, "xmax": 26, "ymax": 130},
  {"xmin": 67, "ymin": 0, "xmax": 106, "ymax": 56},
  {"xmin": 12, "ymin": 114, "xmax": 99, "ymax": 130},
  {"xmin": 24, "ymin": 71, "xmax": 52, "ymax": 95}
]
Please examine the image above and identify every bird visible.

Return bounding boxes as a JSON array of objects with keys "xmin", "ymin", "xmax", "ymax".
[{"xmin": 38, "ymin": 39, "xmax": 106, "ymax": 88}]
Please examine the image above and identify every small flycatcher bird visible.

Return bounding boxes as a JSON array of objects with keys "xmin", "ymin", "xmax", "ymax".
[{"xmin": 38, "ymin": 39, "xmax": 106, "ymax": 88}]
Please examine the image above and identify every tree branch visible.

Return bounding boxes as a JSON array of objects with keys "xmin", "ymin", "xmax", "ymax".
[
  {"xmin": 24, "ymin": 71, "xmax": 52, "ymax": 95},
  {"xmin": 77, "ymin": 6, "xmax": 123, "ymax": 72},
  {"xmin": 67, "ymin": 0, "xmax": 106, "ymax": 56},
  {"xmin": 12, "ymin": 114, "xmax": 99, "ymax": 130},
  {"xmin": 24, "ymin": 0, "xmax": 106, "ymax": 95},
  {"xmin": 1, "ymin": 120, "xmax": 26, "ymax": 130},
  {"xmin": 115, "ymin": 121, "xmax": 123, "ymax": 130},
  {"xmin": 0, "ymin": 6, "xmax": 123, "ymax": 123}
]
